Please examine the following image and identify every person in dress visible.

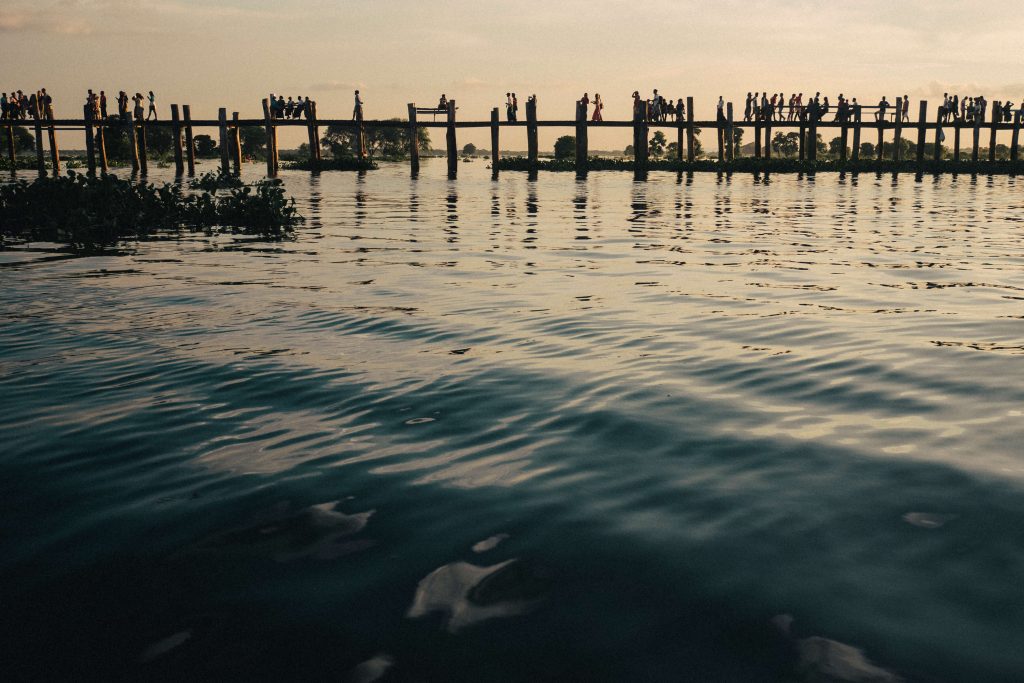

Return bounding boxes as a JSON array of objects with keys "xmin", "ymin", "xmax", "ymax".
[{"xmin": 592, "ymin": 93, "xmax": 603, "ymax": 121}]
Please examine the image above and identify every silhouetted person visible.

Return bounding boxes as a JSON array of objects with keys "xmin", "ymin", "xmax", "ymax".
[
  {"xmin": 353, "ymin": 90, "xmax": 363, "ymax": 119},
  {"xmin": 99, "ymin": 90, "xmax": 107, "ymax": 118},
  {"xmin": 147, "ymin": 90, "xmax": 157, "ymax": 120}
]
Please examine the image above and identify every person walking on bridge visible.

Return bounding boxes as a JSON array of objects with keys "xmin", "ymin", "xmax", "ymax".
[
  {"xmin": 352, "ymin": 90, "xmax": 363, "ymax": 120},
  {"xmin": 147, "ymin": 91, "xmax": 157, "ymax": 120},
  {"xmin": 592, "ymin": 93, "xmax": 603, "ymax": 121}
]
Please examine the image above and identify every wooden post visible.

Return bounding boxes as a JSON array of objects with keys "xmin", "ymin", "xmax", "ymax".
[
  {"xmin": 83, "ymin": 104, "xmax": 97, "ymax": 175},
  {"xmin": 953, "ymin": 124, "xmax": 961, "ymax": 163},
  {"xmin": 138, "ymin": 123, "xmax": 148, "ymax": 176},
  {"xmin": 97, "ymin": 120, "xmax": 108, "ymax": 174},
  {"xmin": 988, "ymin": 106, "xmax": 998, "ymax": 162},
  {"xmin": 676, "ymin": 105, "xmax": 685, "ymax": 162},
  {"xmin": 876, "ymin": 117, "xmax": 884, "ymax": 162},
  {"xmin": 1011, "ymin": 114, "xmax": 1021, "ymax": 162},
  {"xmin": 798, "ymin": 119, "xmax": 806, "ymax": 161},
  {"xmin": 307, "ymin": 102, "xmax": 322, "ymax": 172},
  {"xmin": 490, "ymin": 107, "xmax": 500, "ymax": 176},
  {"xmin": 5, "ymin": 123, "xmax": 15, "ymax": 168},
  {"xmin": 217, "ymin": 108, "xmax": 230, "ymax": 175},
  {"xmin": 634, "ymin": 103, "xmax": 648, "ymax": 179},
  {"xmin": 33, "ymin": 105, "xmax": 45, "ymax": 177},
  {"xmin": 808, "ymin": 110, "xmax": 817, "ymax": 162},
  {"xmin": 851, "ymin": 108, "xmax": 862, "ymax": 161},
  {"xmin": 933, "ymin": 108, "xmax": 943, "ymax": 162},
  {"xmin": 717, "ymin": 113, "xmax": 726, "ymax": 163},
  {"xmin": 526, "ymin": 98, "xmax": 538, "ymax": 175},
  {"xmin": 893, "ymin": 97, "xmax": 904, "ymax": 161},
  {"xmin": 575, "ymin": 100, "xmax": 588, "ymax": 175},
  {"xmin": 311, "ymin": 102, "xmax": 322, "ymax": 163},
  {"xmin": 406, "ymin": 103, "xmax": 419, "ymax": 174},
  {"xmin": 445, "ymin": 99, "xmax": 458, "ymax": 179},
  {"xmin": 764, "ymin": 115, "xmax": 772, "ymax": 161},
  {"xmin": 171, "ymin": 104, "xmax": 184, "ymax": 176},
  {"xmin": 232, "ymin": 112, "xmax": 242, "ymax": 174},
  {"xmin": 261, "ymin": 98, "xmax": 276, "ymax": 177},
  {"xmin": 754, "ymin": 116, "xmax": 762, "ymax": 159},
  {"xmin": 356, "ymin": 105, "xmax": 366, "ymax": 160},
  {"xmin": 726, "ymin": 102, "xmax": 734, "ymax": 161},
  {"xmin": 685, "ymin": 97, "xmax": 695, "ymax": 162},
  {"xmin": 915, "ymin": 101, "xmax": 927, "ymax": 164},
  {"xmin": 840, "ymin": 117, "xmax": 849, "ymax": 162},
  {"xmin": 183, "ymin": 105, "xmax": 196, "ymax": 176},
  {"xmin": 125, "ymin": 114, "xmax": 140, "ymax": 173},
  {"xmin": 46, "ymin": 108, "xmax": 60, "ymax": 176},
  {"xmin": 972, "ymin": 115, "xmax": 980, "ymax": 163}
]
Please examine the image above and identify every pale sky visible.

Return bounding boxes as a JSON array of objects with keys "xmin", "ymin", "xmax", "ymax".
[{"xmin": 4, "ymin": 0, "xmax": 1023, "ymax": 150}]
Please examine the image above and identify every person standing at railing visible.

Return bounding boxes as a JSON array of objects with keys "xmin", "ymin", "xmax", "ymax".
[
  {"xmin": 744, "ymin": 92, "xmax": 753, "ymax": 122},
  {"xmin": 41, "ymin": 88, "xmax": 53, "ymax": 119},
  {"xmin": 592, "ymin": 93, "xmax": 603, "ymax": 122},
  {"xmin": 875, "ymin": 97, "xmax": 889, "ymax": 122},
  {"xmin": 99, "ymin": 91, "xmax": 107, "ymax": 119},
  {"xmin": 506, "ymin": 93, "xmax": 514, "ymax": 122},
  {"xmin": 902, "ymin": 95, "xmax": 910, "ymax": 122}
]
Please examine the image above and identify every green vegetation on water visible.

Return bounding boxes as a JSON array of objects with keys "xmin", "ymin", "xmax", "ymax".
[
  {"xmin": 284, "ymin": 157, "xmax": 378, "ymax": 172},
  {"xmin": 0, "ymin": 171, "xmax": 302, "ymax": 253}
]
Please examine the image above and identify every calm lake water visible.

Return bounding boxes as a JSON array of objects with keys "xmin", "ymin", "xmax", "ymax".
[{"xmin": 3, "ymin": 161, "xmax": 1024, "ymax": 681}]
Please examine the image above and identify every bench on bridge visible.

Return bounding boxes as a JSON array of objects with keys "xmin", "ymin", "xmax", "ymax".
[{"xmin": 415, "ymin": 106, "xmax": 457, "ymax": 121}]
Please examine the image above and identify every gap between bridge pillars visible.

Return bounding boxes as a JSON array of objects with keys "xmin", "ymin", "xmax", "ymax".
[
  {"xmin": 685, "ymin": 97, "xmax": 695, "ymax": 162},
  {"xmin": 262, "ymin": 99, "xmax": 276, "ymax": 177},
  {"xmin": 407, "ymin": 103, "xmax": 419, "ymax": 175},
  {"xmin": 83, "ymin": 104, "xmax": 96, "ymax": 175},
  {"xmin": 171, "ymin": 104, "xmax": 184, "ymax": 176},
  {"xmin": 1011, "ymin": 114, "xmax": 1021, "ymax": 162},
  {"xmin": 916, "ymin": 101, "xmax": 927, "ymax": 164},
  {"xmin": 46, "ymin": 108, "xmax": 60, "ymax": 176},
  {"xmin": 575, "ymin": 100, "xmax": 588, "ymax": 176},
  {"xmin": 138, "ymin": 122, "xmax": 149, "ymax": 176},
  {"xmin": 218, "ymin": 108, "xmax": 230, "ymax": 175},
  {"xmin": 183, "ymin": 105, "xmax": 196, "ymax": 176},
  {"xmin": 972, "ymin": 116, "xmax": 980, "ymax": 162},
  {"xmin": 33, "ymin": 102, "xmax": 45, "ymax": 177},
  {"xmin": 526, "ymin": 98, "xmax": 538, "ymax": 177},
  {"xmin": 446, "ymin": 99, "xmax": 458, "ymax": 179},
  {"xmin": 125, "ymin": 113, "xmax": 140, "ymax": 173},
  {"xmin": 988, "ymin": 106, "xmax": 998, "ymax": 162},
  {"xmin": 851, "ymin": 109, "xmax": 862, "ymax": 162},
  {"xmin": 232, "ymin": 112, "xmax": 242, "ymax": 175},
  {"xmin": 490, "ymin": 107, "xmax": 500, "ymax": 178}
]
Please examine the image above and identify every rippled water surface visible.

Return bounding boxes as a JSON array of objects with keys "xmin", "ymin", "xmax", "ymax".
[{"xmin": 3, "ymin": 162, "xmax": 1024, "ymax": 681}]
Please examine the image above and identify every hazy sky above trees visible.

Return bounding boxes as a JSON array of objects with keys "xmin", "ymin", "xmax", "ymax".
[{"xmin": 4, "ymin": 0, "xmax": 1022, "ymax": 147}]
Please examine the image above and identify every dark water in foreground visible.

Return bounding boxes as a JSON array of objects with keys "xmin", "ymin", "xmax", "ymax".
[{"xmin": 3, "ymin": 162, "xmax": 1024, "ymax": 681}]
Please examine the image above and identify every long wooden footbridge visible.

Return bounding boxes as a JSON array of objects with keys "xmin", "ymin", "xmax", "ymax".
[{"xmin": 4, "ymin": 96, "xmax": 1022, "ymax": 179}]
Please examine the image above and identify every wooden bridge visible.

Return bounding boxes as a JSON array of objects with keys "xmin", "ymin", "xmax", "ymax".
[{"xmin": 4, "ymin": 96, "xmax": 1022, "ymax": 180}]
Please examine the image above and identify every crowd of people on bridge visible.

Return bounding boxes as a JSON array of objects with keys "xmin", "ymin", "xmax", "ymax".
[
  {"xmin": 80, "ymin": 90, "xmax": 158, "ymax": 122},
  {"xmin": 1, "ymin": 89, "xmax": 54, "ymax": 120},
  {"xmin": 630, "ymin": 91, "xmax": 687, "ymax": 123},
  {"xmin": 938, "ymin": 94, "xmax": 1023, "ymax": 124},
  {"xmin": 270, "ymin": 94, "xmax": 313, "ymax": 119}
]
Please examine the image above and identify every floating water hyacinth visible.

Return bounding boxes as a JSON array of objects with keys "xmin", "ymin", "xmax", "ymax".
[{"xmin": 0, "ymin": 171, "xmax": 302, "ymax": 252}]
